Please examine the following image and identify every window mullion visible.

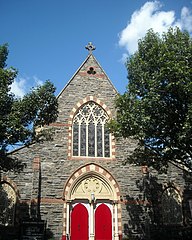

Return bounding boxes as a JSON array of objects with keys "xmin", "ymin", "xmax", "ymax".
[
  {"xmin": 78, "ymin": 123, "xmax": 81, "ymax": 156},
  {"xmin": 72, "ymin": 125, "xmax": 74, "ymax": 155},
  {"xmin": 95, "ymin": 123, "xmax": 97, "ymax": 157},
  {"xmin": 102, "ymin": 124, "xmax": 105, "ymax": 157},
  {"xmin": 86, "ymin": 123, "xmax": 88, "ymax": 156},
  {"xmin": 109, "ymin": 132, "xmax": 112, "ymax": 158}
]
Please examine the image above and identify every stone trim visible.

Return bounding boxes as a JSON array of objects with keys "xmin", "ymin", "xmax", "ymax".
[
  {"xmin": 68, "ymin": 156, "xmax": 116, "ymax": 161},
  {"xmin": 62, "ymin": 163, "xmax": 122, "ymax": 237},
  {"xmin": 118, "ymin": 203, "xmax": 122, "ymax": 234},
  {"xmin": 1, "ymin": 176, "xmax": 20, "ymax": 197},
  {"xmin": 161, "ymin": 183, "xmax": 183, "ymax": 198},
  {"xmin": 33, "ymin": 157, "xmax": 40, "ymax": 170},
  {"xmin": 19, "ymin": 198, "xmax": 64, "ymax": 204},
  {"xmin": 50, "ymin": 123, "xmax": 70, "ymax": 127},
  {"xmin": 62, "ymin": 202, "xmax": 67, "ymax": 236},
  {"xmin": 67, "ymin": 96, "xmax": 116, "ymax": 160},
  {"xmin": 0, "ymin": 176, "xmax": 20, "ymax": 225},
  {"xmin": 63, "ymin": 163, "xmax": 120, "ymax": 200},
  {"xmin": 160, "ymin": 185, "xmax": 184, "ymax": 224}
]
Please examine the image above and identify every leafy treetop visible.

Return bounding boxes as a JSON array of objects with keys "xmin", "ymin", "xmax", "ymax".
[
  {"xmin": 109, "ymin": 27, "xmax": 192, "ymax": 173},
  {"xmin": 0, "ymin": 44, "xmax": 58, "ymax": 172}
]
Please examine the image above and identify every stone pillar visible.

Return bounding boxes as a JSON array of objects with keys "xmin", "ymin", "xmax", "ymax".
[
  {"xmin": 31, "ymin": 157, "xmax": 41, "ymax": 219},
  {"xmin": 90, "ymin": 200, "xmax": 95, "ymax": 240},
  {"xmin": 114, "ymin": 201, "xmax": 119, "ymax": 240},
  {"xmin": 66, "ymin": 201, "xmax": 70, "ymax": 237}
]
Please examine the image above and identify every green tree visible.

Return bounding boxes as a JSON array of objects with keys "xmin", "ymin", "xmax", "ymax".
[
  {"xmin": 0, "ymin": 44, "xmax": 58, "ymax": 172},
  {"xmin": 110, "ymin": 27, "xmax": 192, "ymax": 173}
]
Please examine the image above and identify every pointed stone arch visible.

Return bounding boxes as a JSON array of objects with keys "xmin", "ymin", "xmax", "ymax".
[
  {"xmin": 69, "ymin": 96, "xmax": 113, "ymax": 124},
  {"xmin": 63, "ymin": 163, "xmax": 120, "ymax": 201},
  {"xmin": 62, "ymin": 164, "xmax": 122, "ymax": 239},
  {"xmin": 161, "ymin": 186, "xmax": 183, "ymax": 224},
  {"xmin": 67, "ymin": 96, "xmax": 115, "ymax": 159},
  {"xmin": 0, "ymin": 176, "xmax": 19, "ymax": 226}
]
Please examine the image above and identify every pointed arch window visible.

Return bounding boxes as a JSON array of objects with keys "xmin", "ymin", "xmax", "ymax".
[
  {"xmin": 161, "ymin": 187, "xmax": 183, "ymax": 224},
  {"xmin": 0, "ymin": 182, "xmax": 16, "ymax": 226},
  {"xmin": 72, "ymin": 101, "xmax": 111, "ymax": 158}
]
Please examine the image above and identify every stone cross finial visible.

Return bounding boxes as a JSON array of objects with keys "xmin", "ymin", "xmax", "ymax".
[{"xmin": 85, "ymin": 42, "xmax": 96, "ymax": 53}]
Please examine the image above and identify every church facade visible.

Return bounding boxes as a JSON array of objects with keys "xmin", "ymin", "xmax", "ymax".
[{"xmin": 1, "ymin": 43, "xmax": 192, "ymax": 240}]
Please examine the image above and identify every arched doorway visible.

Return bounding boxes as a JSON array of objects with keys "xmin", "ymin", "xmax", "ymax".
[{"xmin": 62, "ymin": 164, "xmax": 121, "ymax": 240}]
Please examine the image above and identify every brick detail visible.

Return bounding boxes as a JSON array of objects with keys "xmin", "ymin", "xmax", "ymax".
[
  {"xmin": 63, "ymin": 163, "xmax": 121, "ymax": 200},
  {"xmin": 33, "ymin": 157, "xmax": 40, "ymax": 170},
  {"xmin": 0, "ymin": 176, "xmax": 20, "ymax": 224},
  {"xmin": 50, "ymin": 123, "xmax": 69, "ymax": 127},
  {"xmin": 62, "ymin": 163, "xmax": 122, "ymax": 236},
  {"xmin": 5, "ymin": 46, "xmax": 191, "ymax": 240},
  {"xmin": 19, "ymin": 198, "xmax": 64, "ymax": 204},
  {"xmin": 1, "ymin": 176, "xmax": 20, "ymax": 197}
]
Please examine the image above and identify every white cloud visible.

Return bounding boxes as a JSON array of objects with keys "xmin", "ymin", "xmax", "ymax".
[
  {"xmin": 181, "ymin": 7, "xmax": 192, "ymax": 32},
  {"xmin": 33, "ymin": 75, "xmax": 43, "ymax": 86},
  {"xmin": 120, "ymin": 53, "xmax": 129, "ymax": 64},
  {"xmin": 119, "ymin": 1, "xmax": 192, "ymax": 56},
  {"xmin": 11, "ymin": 78, "xmax": 26, "ymax": 98},
  {"xmin": 11, "ymin": 75, "xmax": 44, "ymax": 98}
]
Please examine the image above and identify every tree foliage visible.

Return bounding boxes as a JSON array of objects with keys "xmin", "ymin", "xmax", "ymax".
[
  {"xmin": 110, "ymin": 28, "xmax": 192, "ymax": 173},
  {"xmin": 0, "ymin": 44, "xmax": 58, "ymax": 172}
]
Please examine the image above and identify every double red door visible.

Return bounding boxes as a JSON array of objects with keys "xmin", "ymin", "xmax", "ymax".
[{"xmin": 70, "ymin": 203, "xmax": 112, "ymax": 240}]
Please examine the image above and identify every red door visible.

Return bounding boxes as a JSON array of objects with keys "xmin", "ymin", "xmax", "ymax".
[
  {"xmin": 95, "ymin": 204, "xmax": 112, "ymax": 240},
  {"xmin": 70, "ymin": 203, "xmax": 88, "ymax": 240}
]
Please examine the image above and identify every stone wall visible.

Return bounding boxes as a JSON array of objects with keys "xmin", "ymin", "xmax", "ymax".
[{"xmin": 2, "ymin": 53, "xmax": 192, "ymax": 240}]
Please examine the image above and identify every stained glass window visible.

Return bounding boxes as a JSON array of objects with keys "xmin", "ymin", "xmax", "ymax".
[
  {"xmin": 72, "ymin": 101, "xmax": 111, "ymax": 157},
  {"xmin": 104, "ymin": 128, "xmax": 110, "ymax": 157},
  {"xmin": 97, "ymin": 124, "xmax": 103, "ymax": 157},
  {"xmin": 88, "ymin": 123, "xmax": 95, "ymax": 156},
  {"xmin": 80, "ymin": 124, "xmax": 86, "ymax": 156},
  {"xmin": 73, "ymin": 124, "xmax": 79, "ymax": 156},
  {"xmin": 161, "ymin": 187, "xmax": 182, "ymax": 224},
  {"xmin": 0, "ymin": 182, "xmax": 16, "ymax": 226}
]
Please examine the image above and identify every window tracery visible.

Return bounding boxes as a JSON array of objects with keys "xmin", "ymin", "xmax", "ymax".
[
  {"xmin": 161, "ymin": 187, "xmax": 182, "ymax": 224},
  {"xmin": 72, "ymin": 101, "xmax": 111, "ymax": 158},
  {"xmin": 0, "ymin": 182, "xmax": 16, "ymax": 226}
]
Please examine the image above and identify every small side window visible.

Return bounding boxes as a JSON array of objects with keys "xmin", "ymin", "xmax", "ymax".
[
  {"xmin": 161, "ymin": 187, "xmax": 182, "ymax": 224},
  {"xmin": 0, "ymin": 182, "xmax": 16, "ymax": 226}
]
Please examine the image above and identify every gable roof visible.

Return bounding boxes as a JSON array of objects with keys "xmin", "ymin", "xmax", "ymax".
[{"xmin": 57, "ymin": 52, "xmax": 118, "ymax": 99}]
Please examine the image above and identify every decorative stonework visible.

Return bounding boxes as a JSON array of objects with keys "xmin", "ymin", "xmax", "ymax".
[
  {"xmin": 161, "ymin": 187, "xmax": 183, "ymax": 224},
  {"xmin": 72, "ymin": 101, "xmax": 111, "ymax": 158},
  {"xmin": 1, "ymin": 176, "xmax": 19, "ymax": 196},
  {"xmin": 68, "ymin": 96, "xmax": 112, "ymax": 125},
  {"xmin": 62, "ymin": 163, "xmax": 122, "ymax": 238},
  {"xmin": 85, "ymin": 42, "xmax": 96, "ymax": 53},
  {"xmin": 82, "ymin": 177, "xmax": 102, "ymax": 194},
  {"xmin": 5, "ymin": 45, "xmax": 190, "ymax": 240},
  {"xmin": 87, "ymin": 67, "xmax": 96, "ymax": 75},
  {"xmin": 0, "ymin": 182, "xmax": 16, "ymax": 226},
  {"xmin": 63, "ymin": 163, "xmax": 120, "ymax": 201},
  {"xmin": 67, "ymin": 96, "xmax": 115, "ymax": 160}
]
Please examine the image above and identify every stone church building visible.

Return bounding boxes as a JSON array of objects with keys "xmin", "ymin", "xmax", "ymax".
[{"xmin": 0, "ymin": 43, "xmax": 192, "ymax": 240}]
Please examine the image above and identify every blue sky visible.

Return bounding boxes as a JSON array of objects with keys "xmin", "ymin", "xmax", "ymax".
[{"xmin": 0, "ymin": 0, "xmax": 192, "ymax": 96}]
